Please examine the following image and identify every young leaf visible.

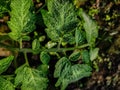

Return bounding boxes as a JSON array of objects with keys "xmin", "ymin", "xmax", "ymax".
[
  {"xmin": 32, "ymin": 39, "xmax": 40, "ymax": 54},
  {"xmin": 79, "ymin": 9, "xmax": 99, "ymax": 47},
  {"xmin": 69, "ymin": 51, "xmax": 81, "ymax": 61},
  {"xmin": 40, "ymin": 51, "xmax": 50, "ymax": 64},
  {"xmin": 0, "ymin": 55, "xmax": 14, "ymax": 74},
  {"xmin": 15, "ymin": 64, "xmax": 48, "ymax": 90},
  {"xmin": 41, "ymin": 0, "xmax": 78, "ymax": 42},
  {"xmin": 90, "ymin": 48, "xmax": 99, "ymax": 61},
  {"xmin": 8, "ymin": 0, "xmax": 36, "ymax": 41},
  {"xmin": 37, "ymin": 64, "xmax": 49, "ymax": 74},
  {"xmin": 75, "ymin": 27, "xmax": 85, "ymax": 46},
  {"xmin": 0, "ymin": 77, "xmax": 15, "ymax": 90},
  {"xmin": 81, "ymin": 50, "xmax": 91, "ymax": 64}
]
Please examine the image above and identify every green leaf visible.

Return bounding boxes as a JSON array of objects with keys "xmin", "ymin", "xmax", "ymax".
[
  {"xmin": 54, "ymin": 57, "xmax": 71, "ymax": 78},
  {"xmin": 40, "ymin": 51, "xmax": 50, "ymax": 64},
  {"xmin": 41, "ymin": 0, "xmax": 78, "ymax": 42},
  {"xmin": 15, "ymin": 64, "xmax": 48, "ymax": 90},
  {"xmin": 0, "ymin": 77, "xmax": 15, "ymax": 90},
  {"xmin": 81, "ymin": 50, "xmax": 91, "ymax": 64},
  {"xmin": 55, "ymin": 63, "xmax": 92, "ymax": 90},
  {"xmin": 32, "ymin": 39, "xmax": 40, "ymax": 54},
  {"xmin": 54, "ymin": 57, "xmax": 92, "ymax": 90},
  {"xmin": 55, "ymin": 62, "xmax": 71, "ymax": 88},
  {"xmin": 62, "ymin": 33, "xmax": 75, "ymax": 44},
  {"xmin": 68, "ymin": 64, "xmax": 92, "ymax": 83},
  {"xmin": 7, "ymin": 0, "xmax": 36, "ymax": 41},
  {"xmin": 22, "ymin": 36, "xmax": 31, "ymax": 41},
  {"xmin": 63, "ymin": 64, "xmax": 92, "ymax": 90},
  {"xmin": 14, "ymin": 64, "xmax": 26, "ymax": 86},
  {"xmin": 90, "ymin": 48, "xmax": 99, "ymax": 61},
  {"xmin": 75, "ymin": 27, "xmax": 85, "ymax": 46},
  {"xmin": 0, "ymin": 55, "xmax": 14, "ymax": 74},
  {"xmin": 37, "ymin": 64, "xmax": 49, "ymax": 74},
  {"xmin": 69, "ymin": 51, "xmax": 80, "ymax": 61},
  {"xmin": 79, "ymin": 9, "xmax": 98, "ymax": 47}
]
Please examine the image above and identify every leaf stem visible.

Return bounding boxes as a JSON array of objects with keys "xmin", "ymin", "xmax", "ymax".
[
  {"xmin": 24, "ymin": 52, "xmax": 29, "ymax": 66},
  {"xmin": 19, "ymin": 38, "xmax": 22, "ymax": 49},
  {"xmin": 57, "ymin": 38, "xmax": 62, "ymax": 49}
]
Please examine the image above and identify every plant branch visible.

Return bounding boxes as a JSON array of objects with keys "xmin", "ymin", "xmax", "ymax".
[{"xmin": 0, "ymin": 42, "xmax": 89, "ymax": 53}]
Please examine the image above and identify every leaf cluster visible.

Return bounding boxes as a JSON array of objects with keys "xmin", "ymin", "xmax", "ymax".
[
  {"xmin": 42, "ymin": 0, "xmax": 78, "ymax": 44},
  {"xmin": 0, "ymin": 0, "xmax": 100, "ymax": 90}
]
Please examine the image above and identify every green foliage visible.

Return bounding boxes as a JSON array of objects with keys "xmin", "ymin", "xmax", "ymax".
[
  {"xmin": 81, "ymin": 50, "xmax": 91, "ymax": 64},
  {"xmin": 69, "ymin": 51, "xmax": 81, "ymax": 61},
  {"xmin": 54, "ymin": 57, "xmax": 92, "ymax": 90},
  {"xmin": 0, "ymin": 0, "xmax": 101, "ymax": 90},
  {"xmin": 0, "ymin": 77, "xmax": 15, "ymax": 90},
  {"xmin": 78, "ymin": 9, "xmax": 99, "ymax": 61},
  {"xmin": 0, "ymin": 56, "xmax": 14, "ymax": 90},
  {"xmin": 15, "ymin": 64, "xmax": 48, "ymax": 90},
  {"xmin": 78, "ymin": 9, "xmax": 99, "ymax": 48},
  {"xmin": 90, "ymin": 48, "xmax": 99, "ymax": 61},
  {"xmin": 32, "ymin": 39, "xmax": 40, "ymax": 54},
  {"xmin": 40, "ymin": 51, "xmax": 50, "ymax": 64},
  {"xmin": 41, "ymin": 0, "xmax": 78, "ymax": 44},
  {"xmin": 75, "ymin": 27, "xmax": 85, "ymax": 46},
  {"xmin": 0, "ymin": 0, "xmax": 10, "ymax": 17},
  {"xmin": 7, "ymin": 0, "xmax": 36, "ymax": 41},
  {"xmin": 54, "ymin": 57, "xmax": 71, "ymax": 78},
  {"xmin": 37, "ymin": 64, "xmax": 49, "ymax": 74},
  {"xmin": 0, "ymin": 55, "xmax": 14, "ymax": 74}
]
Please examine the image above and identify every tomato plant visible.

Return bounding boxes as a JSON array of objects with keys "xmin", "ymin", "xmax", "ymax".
[{"xmin": 0, "ymin": 0, "xmax": 100, "ymax": 90}]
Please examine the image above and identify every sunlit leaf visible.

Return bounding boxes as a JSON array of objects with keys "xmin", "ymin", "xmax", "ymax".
[
  {"xmin": 8, "ymin": 0, "xmax": 36, "ymax": 41},
  {"xmin": 90, "ymin": 48, "xmax": 99, "ymax": 61},
  {"xmin": 79, "ymin": 9, "xmax": 99, "ymax": 47}
]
